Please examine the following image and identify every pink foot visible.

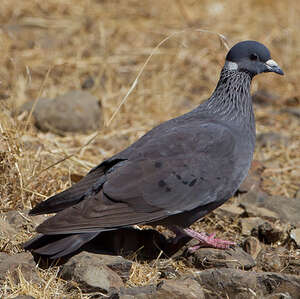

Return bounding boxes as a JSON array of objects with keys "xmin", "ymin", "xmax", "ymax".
[{"xmin": 183, "ymin": 228, "xmax": 235, "ymax": 252}]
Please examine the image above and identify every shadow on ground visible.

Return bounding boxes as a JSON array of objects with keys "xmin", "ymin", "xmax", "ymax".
[{"xmin": 26, "ymin": 228, "xmax": 191, "ymax": 267}]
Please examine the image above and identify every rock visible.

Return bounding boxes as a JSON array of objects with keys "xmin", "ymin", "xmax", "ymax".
[
  {"xmin": 215, "ymin": 203, "xmax": 244, "ymax": 218},
  {"xmin": 194, "ymin": 268, "xmax": 300, "ymax": 299},
  {"xmin": 238, "ymin": 192, "xmax": 300, "ymax": 227},
  {"xmin": 264, "ymin": 293, "xmax": 292, "ymax": 299},
  {"xmin": 119, "ymin": 285, "xmax": 156, "ymax": 299},
  {"xmin": 88, "ymin": 254, "xmax": 132, "ymax": 281},
  {"xmin": 256, "ymin": 246, "xmax": 300, "ymax": 276},
  {"xmin": 257, "ymin": 221, "xmax": 283, "ymax": 244},
  {"xmin": 290, "ymin": 228, "xmax": 300, "ymax": 248},
  {"xmin": 0, "ymin": 252, "xmax": 40, "ymax": 284},
  {"xmin": 0, "ymin": 215, "xmax": 17, "ymax": 236},
  {"xmin": 257, "ymin": 132, "xmax": 288, "ymax": 147},
  {"xmin": 156, "ymin": 277, "xmax": 205, "ymax": 299},
  {"xmin": 1, "ymin": 211, "xmax": 26, "ymax": 234},
  {"xmin": 283, "ymin": 256, "xmax": 300, "ymax": 276},
  {"xmin": 3, "ymin": 211, "xmax": 25, "ymax": 228},
  {"xmin": 119, "ymin": 280, "xmax": 204, "ymax": 299},
  {"xmin": 256, "ymin": 272, "xmax": 300, "ymax": 298},
  {"xmin": 240, "ymin": 217, "xmax": 284, "ymax": 244},
  {"xmin": 242, "ymin": 236, "xmax": 262, "ymax": 259},
  {"xmin": 195, "ymin": 268, "xmax": 257, "ymax": 298},
  {"xmin": 59, "ymin": 251, "xmax": 124, "ymax": 293},
  {"xmin": 240, "ymin": 203, "xmax": 279, "ymax": 220},
  {"xmin": 2, "ymin": 22, "xmax": 63, "ymax": 51},
  {"xmin": 186, "ymin": 247, "xmax": 255, "ymax": 270},
  {"xmin": 119, "ymin": 295, "xmax": 152, "ymax": 299},
  {"xmin": 19, "ymin": 90, "xmax": 102, "ymax": 133},
  {"xmin": 238, "ymin": 160, "xmax": 265, "ymax": 193},
  {"xmin": 256, "ymin": 247, "xmax": 286, "ymax": 272},
  {"xmin": 240, "ymin": 217, "xmax": 265, "ymax": 236},
  {"xmin": 1, "ymin": 210, "xmax": 46, "ymax": 237}
]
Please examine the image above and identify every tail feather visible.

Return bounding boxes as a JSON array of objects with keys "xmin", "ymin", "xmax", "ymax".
[{"xmin": 23, "ymin": 232, "xmax": 99, "ymax": 259}]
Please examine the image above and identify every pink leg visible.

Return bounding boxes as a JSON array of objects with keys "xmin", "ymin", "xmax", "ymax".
[{"xmin": 183, "ymin": 228, "xmax": 235, "ymax": 252}]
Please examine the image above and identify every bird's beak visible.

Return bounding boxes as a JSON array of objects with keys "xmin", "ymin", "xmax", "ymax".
[{"xmin": 265, "ymin": 59, "xmax": 284, "ymax": 75}]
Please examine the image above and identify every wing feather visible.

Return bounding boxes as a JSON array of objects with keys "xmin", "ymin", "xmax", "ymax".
[{"xmin": 36, "ymin": 121, "xmax": 238, "ymax": 235}]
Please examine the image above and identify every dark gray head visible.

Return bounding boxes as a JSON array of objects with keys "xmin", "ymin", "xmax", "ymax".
[{"xmin": 225, "ymin": 40, "xmax": 284, "ymax": 77}]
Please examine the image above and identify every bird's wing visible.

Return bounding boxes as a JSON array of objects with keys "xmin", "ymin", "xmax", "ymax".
[
  {"xmin": 36, "ymin": 120, "xmax": 238, "ymax": 234},
  {"xmin": 104, "ymin": 120, "xmax": 237, "ymax": 213}
]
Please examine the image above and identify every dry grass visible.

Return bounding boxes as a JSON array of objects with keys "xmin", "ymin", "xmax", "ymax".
[{"xmin": 0, "ymin": 0, "xmax": 299, "ymax": 297}]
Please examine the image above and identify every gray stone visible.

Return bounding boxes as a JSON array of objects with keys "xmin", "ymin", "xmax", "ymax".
[
  {"xmin": 194, "ymin": 268, "xmax": 300, "ymax": 299},
  {"xmin": 187, "ymin": 246, "xmax": 256, "ymax": 270},
  {"xmin": 242, "ymin": 236, "xmax": 262, "ymax": 259},
  {"xmin": 264, "ymin": 293, "xmax": 292, "ymax": 299},
  {"xmin": 19, "ymin": 90, "xmax": 102, "ymax": 133},
  {"xmin": 119, "ymin": 285, "xmax": 157, "ymax": 299},
  {"xmin": 240, "ymin": 217, "xmax": 265, "ymax": 236},
  {"xmin": 119, "ymin": 277, "xmax": 204, "ymax": 298},
  {"xmin": 0, "ymin": 211, "xmax": 27, "ymax": 238},
  {"xmin": 89, "ymin": 253, "xmax": 132, "ymax": 281},
  {"xmin": 215, "ymin": 203, "xmax": 244, "ymax": 218},
  {"xmin": 59, "ymin": 251, "xmax": 124, "ymax": 293},
  {"xmin": 240, "ymin": 203, "xmax": 279, "ymax": 220},
  {"xmin": 0, "ymin": 215, "xmax": 17, "ymax": 236},
  {"xmin": 195, "ymin": 268, "xmax": 257, "ymax": 298},
  {"xmin": 2, "ymin": 210, "xmax": 25, "ymax": 229},
  {"xmin": 256, "ymin": 272, "xmax": 300, "ymax": 297},
  {"xmin": 156, "ymin": 277, "xmax": 205, "ymax": 299},
  {"xmin": 238, "ymin": 191, "xmax": 300, "ymax": 227},
  {"xmin": 256, "ymin": 248, "xmax": 285, "ymax": 272},
  {"xmin": 0, "ymin": 252, "xmax": 39, "ymax": 284}
]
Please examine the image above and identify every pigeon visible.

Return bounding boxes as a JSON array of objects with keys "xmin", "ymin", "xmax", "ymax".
[{"xmin": 24, "ymin": 40, "xmax": 283, "ymax": 258}]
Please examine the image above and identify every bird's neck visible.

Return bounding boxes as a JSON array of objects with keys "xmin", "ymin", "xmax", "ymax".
[{"xmin": 205, "ymin": 68, "xmax": 254, "ymax": 124}]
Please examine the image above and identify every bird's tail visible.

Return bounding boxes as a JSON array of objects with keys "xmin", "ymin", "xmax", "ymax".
[{"xmin": 23, "ymin": 232, "xmax": 99, "ymax": 259}]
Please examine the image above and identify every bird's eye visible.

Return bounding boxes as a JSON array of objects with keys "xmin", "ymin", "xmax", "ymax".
[{"xmin": 250, "ymin": 53, "xmax": 259, "ymax": 61}]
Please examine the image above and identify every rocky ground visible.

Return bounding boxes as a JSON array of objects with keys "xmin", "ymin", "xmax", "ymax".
[
  {"xmin": 1, "ymin": 164, "xmax": 300, "ymax": 298},
  {"xmin": 0, "ymin": 1, "xmax": 300, "ymax": 298}
]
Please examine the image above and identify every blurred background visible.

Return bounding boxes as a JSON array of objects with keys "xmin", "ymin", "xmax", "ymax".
[{"xmin": 0, "ymin": 1, "xmax": 299, "ymax": 297}]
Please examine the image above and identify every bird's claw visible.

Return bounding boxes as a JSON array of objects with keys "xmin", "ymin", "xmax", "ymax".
[{"xmin": 183, "ymin": 228, "xmax": 235, "ymax": 252}]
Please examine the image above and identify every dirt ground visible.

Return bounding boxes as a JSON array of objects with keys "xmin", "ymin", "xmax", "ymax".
[{"xmin": 0, "ymin": 0, "xmax": 299, "ymax": 298}]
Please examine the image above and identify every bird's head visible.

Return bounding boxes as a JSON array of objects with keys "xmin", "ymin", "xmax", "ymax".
[{"xmin": 225, "ymin": 40, "xmax": 284, "ymax": 77}]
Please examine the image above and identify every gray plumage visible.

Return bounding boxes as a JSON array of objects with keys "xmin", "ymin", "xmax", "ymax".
[{"xmin": 24, "ymin": 40, "xmax": 283, "ymax": 258}]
